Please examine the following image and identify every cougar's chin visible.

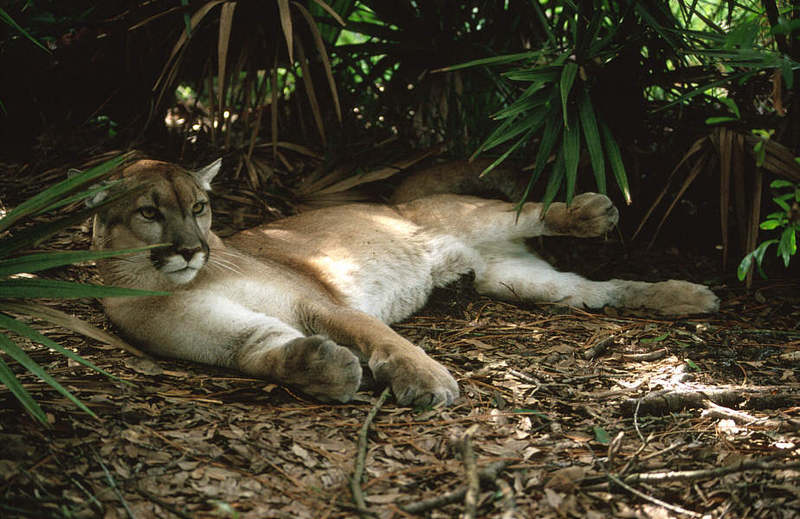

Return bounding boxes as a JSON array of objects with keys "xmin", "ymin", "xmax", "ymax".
[{"xmin": 162, "ymin": 266, "xmax": 200, "ymax": 284}]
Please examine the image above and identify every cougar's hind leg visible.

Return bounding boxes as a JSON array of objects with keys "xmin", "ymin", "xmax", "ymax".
[
  {"xmin": 473, "ymin": 241, "xmax": 620, "ymax": 309},
  {"xmin": 472, "ymin": 242, "xmax": 718, "ymax": 315}
]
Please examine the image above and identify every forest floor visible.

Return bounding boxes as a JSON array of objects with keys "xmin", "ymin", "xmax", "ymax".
[{"xmin": 0, "ymin": 163, "xmax": 799, "ymax": 518}]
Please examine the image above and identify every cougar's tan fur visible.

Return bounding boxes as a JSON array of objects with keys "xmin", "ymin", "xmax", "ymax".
[{"xmin": 91, "ymin": 159, "xmax": 718, "ymax": 405}]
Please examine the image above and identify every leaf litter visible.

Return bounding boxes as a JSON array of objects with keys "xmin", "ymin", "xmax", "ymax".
[{"xmin": 0, "ymin": 181, "xmax": 798, "ymax": 518}]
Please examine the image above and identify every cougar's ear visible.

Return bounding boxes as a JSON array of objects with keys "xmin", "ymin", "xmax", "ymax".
[
  {"xmin": 192, "ymin": 158, "xmax": 222, "ymax": 191},
  {"xmin": 84, "ymin": 180, "xmax": 116, "ymax": 208}
]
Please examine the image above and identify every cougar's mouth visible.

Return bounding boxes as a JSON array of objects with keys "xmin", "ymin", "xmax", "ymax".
[
  {"xmin": 162, "ymin": 264, "xmax": 200, "ymax": 284},
  {"xmin": 156, "ymin": 253, "xmax": 207, "ymax": 284}
]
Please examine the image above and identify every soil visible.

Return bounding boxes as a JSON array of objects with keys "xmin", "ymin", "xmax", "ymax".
[{"xmin": 0, "ymin": 166, "xmax": 799, "ymax": 518}]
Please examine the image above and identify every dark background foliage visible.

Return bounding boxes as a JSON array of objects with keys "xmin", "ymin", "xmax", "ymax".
[{"xmin": 1, "ymin": 0, "xmax": 799, "ymax": 273}]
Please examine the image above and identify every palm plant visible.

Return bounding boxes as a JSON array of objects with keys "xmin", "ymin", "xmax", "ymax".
[
  {"xmin": 144, "ymin": 0, "xmax": 345, "ymax": 188},
  {"xmin": 0, "ymin": 153, "xmax": 166, "ymax": 425}
]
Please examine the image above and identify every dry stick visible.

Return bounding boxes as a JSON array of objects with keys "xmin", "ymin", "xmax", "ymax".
[
  {"xmin": 622, "ymin": 386, "xmax": 800, "ymax": 415},
  {"xmin": 700, "ymin": 399, "xmax": 800, "ymax": 431},
  {"xmin": 495, "ymin": 478, "xmax": 517, "ymax": 519},
  {"xmin": 622, "ymin": 348, "xmax": 667, "ymax": 362},
  {"xmin": 584, "ymin": 335, "xmax": 615, "ymax": 360},
  {"xmin": 607, "ymin": 474, "xmax": 703, "ymax": 518},
  {"xmin": 399, "ymin": 460, "xmax": 511, "ymax": 515},
  {"xmin": 351, "ymin": 387, "xmax": 391, "ymax": 517},
  {"xmin": 461, "ymin": 426, "xmax": 480, "ymax": 519},
  {"xmin": 623, "ymin": 459, "xmax": 800, "ymax": 484}
]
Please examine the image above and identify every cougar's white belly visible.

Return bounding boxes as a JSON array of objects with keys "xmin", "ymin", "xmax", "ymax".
[{"xmin": 309, "ymin": 233, "xmax": 480, "ymax": 324}]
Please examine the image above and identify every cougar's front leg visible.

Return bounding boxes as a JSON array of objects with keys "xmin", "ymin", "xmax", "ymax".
[
  {"xmin": 302, "ymin": 303, "xmax": 459, "ymax": 407},
  {"xmin": 233, "ymin": 327, "xmax": 363, "ymax": 403},
  {"xmin": 132, "ymin": 296, "xmax": 363, "ymax": 402}
]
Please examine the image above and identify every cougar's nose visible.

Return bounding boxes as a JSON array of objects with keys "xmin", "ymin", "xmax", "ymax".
[{"xmin": 178, "ymin": 246, "xmax": 202, "ymax": 262}]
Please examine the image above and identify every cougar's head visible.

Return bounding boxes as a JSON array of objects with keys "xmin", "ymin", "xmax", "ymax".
[{"xmin": 90, "ymin": 159, "xmax": 221, "ymax": 287}]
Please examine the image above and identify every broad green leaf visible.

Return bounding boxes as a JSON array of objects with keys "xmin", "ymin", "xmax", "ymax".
[
  {"xmin": 738, "ymin": 240, "xmax": 777, "ymax": 281},
  {"xmin": 760, "ymin": 220, "xmax": 782, "ymax": 230},
  {"xmin": 600, "ymin": 121, "xmax": 631, "ymax": 204},
  {"xmin": 593, "ymin": 426, "xmax": 611, "ymax": 444},
  {"xmin": 753, "ymin": 239, "xmax": 777, "ymax": 264},
  {"xmin": 0, "ymin": 313, "xmax": 115, "ymax": 380},
  {"xmin": 719, "ymin": 97, "xmax": 740, "ymax": 118},
  {"xmin": 0, "ymin": 354, "xmax": 47, "ymax": 424},
  {"xmin": 0, "ymin": 333, "xmax": 96, "ymax": 418},
  {"xmin": 0, "ymin": 279, "xmax": 168, "ymax": 299},
  {"xmin": 773, "ymin": 196, "xmax": 791, "ymax": 212},
  {"xmin": 705, "ymin": 116, "xmax": 738, "ymax": 125},
  {"xmin": 685, "ymin": 358, "xmax": 700, "ymax": 371},
  {"xmin": 737, "ymin": 251, "xmax": 753, "ymax": 281},
  {"xmin": 778, "ymin": 228, "xmax": 796, "ymax": 267},
  {"xmin": 578, "ymin": 90, "xmax": 605, "ymax": 194},
  {"xmin": 559, "ymin": 63, "xmax": 578, "ymax": 127},
  {"xmin": 770, "ymin": 180, "xmax": 795, "ymax": 189},
  {"xmin": 563, "ymin": 113, "xmax": 580, "ymax": 204},
  {"xmin": 0, "ymin": 246, "xmax": 165, "ymax": 278}
]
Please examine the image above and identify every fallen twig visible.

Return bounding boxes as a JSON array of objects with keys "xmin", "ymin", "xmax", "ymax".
[
  {"xmin": 460, "ymin": 426, "xmax": 480, "ymax": 519},
  {"xmin": 351, "ymin": 387, "xmax": 391, "ymax": 516},
  {"xmin": 495, "ymin": 478, "xmax": 517, "ymax": 519},
  {"xmin": 623, "ymin": 459, "xmax": 800, "ymax": 484},
  {"xmin": 584, "ymin": 335, "xmax": 615, "ymax": 360},
  {"xmin": 622, "ymin": 348, "xmax": 667, "ymax": 362},
  {"xmin": 608, "ymin": 474, "xmax": 703, "ymax": 517},
  {"xmin": 399, "ymin": 460, "xmax": 511, "ymax": 515},
  {"xmin": 622, "ymin": 386, "xmax": 800, "ymax": 415}
]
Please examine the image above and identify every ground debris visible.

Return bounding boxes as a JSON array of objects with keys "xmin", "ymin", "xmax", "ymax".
[{"xmin": 1, "ymin": 242, "xmax": 799, "ymax": 518}]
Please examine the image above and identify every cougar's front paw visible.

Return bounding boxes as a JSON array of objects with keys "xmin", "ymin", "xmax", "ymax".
[
  {"xmin": 282, "ymin": 335, "xmax": 362, "ymax": 402},
  {"xmin": 371, "ymin": 349, "xmax": 459, "ymax": 407},
  {"xmin": 568, "ymin": 193, "xmax": 619, "ymax": 237},
  {"xmin": 547, "ymin": 193, "xmax": 619, "ymax": 237}
]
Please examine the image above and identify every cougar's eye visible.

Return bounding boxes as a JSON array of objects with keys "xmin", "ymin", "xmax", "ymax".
[
  {"xmin": 138, "ymin": 206, "xmax": 159, "ymax": 220},
  {"xmin": 192, "ymin": 201, "xmax": 207, "ymax": 215}
]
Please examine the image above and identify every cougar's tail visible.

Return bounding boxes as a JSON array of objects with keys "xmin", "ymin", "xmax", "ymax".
[{"xmin": 391, "ymin": 159, "xmax": 528, "ymax": 204}]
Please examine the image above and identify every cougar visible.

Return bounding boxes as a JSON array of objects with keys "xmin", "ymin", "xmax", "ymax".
[{"xmin": 89, "ymin": 159, "xmax": 718, "ymax": 406}]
